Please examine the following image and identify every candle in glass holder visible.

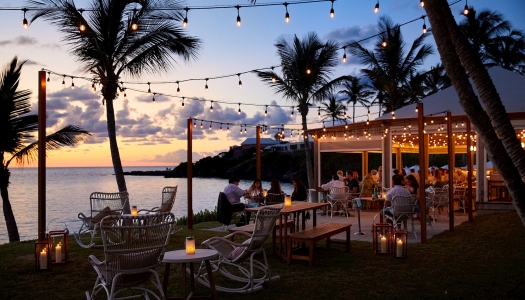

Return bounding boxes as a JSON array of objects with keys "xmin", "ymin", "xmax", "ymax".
[
  {"xmin": 396, "ymin": 238, "xmax": 403, "ymax": 257},
  {"xmin": 284, "ymin": 195, "xmax": 292, "ymax": 207},
  {"xmin": 380, "ymin": 235, "xmax": 387, "ymax": 253},
  {"xmin": 186, "ymin": 237, "xmax": 196, "ymax": 254},
  {"xmin": 131, "ymin": 206, "xmax": 138, "ymax": 216},
  {"xmin": 55, "ymin": 242, "xmax": 62, "ymax": 263},
  {"xmin": 40, "ymin": 248, "xmax": 47, "ymax": 269},
  {"xmin": 263, "ymin": 189, "xmax": 268, "ymax": 197}
]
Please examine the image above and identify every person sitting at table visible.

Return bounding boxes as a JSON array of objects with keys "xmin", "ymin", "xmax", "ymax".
[
  {"xmin": 267, "ymin": 179, "xmax": 283, "ymax": 194},
  {"xmin": 383, "ymin": 175, "xmax": 412, "ymax": 220},
  {"xmin": 346, "ymin": 170, "xmax": 360, "ymax": 194},
  {"xmin": 455, "ymin": 169, "xmax": 467, "ymax": 184},
  {"xmin": 371, "ymin": 169, "xmax": 378, "ymax": 182},
  {"xmin": 291, "ymin": 177, "xmax": 308, "ymax": 201},
  {"xmin": 361, "ymin": 173, "xmax": 376, "ymax": 196},
  {"xmin": 409, "ymin": 168, "xmax": 420, "ymax": 184},
  {"xmin": 319, "ymin": 173, "xmax": 346, "ymax": 216},
  {"xmin": 224, "ymin": 176, "xmax": 251, "ymax": 226},
  {"xmin": 405, "ymin": 174, "xmax": 419, "ymax": 195},
  {"xmin": 353, "ymin": 170, "xmax": 360, "ymax": 182},
  {"xmin": 246, "ymin": 178, "xmax": 264, "ymax": 206},
  {"xmin": 337, "ymin": 170, "xmax": 346, "ymax": 184}
]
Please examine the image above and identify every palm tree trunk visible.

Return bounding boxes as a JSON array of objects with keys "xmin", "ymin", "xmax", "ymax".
[
  {"xmin": 332, "ymin": 117, "xmax": 335, "ymax": 126},
  {"xmin": 300, "ymin": 107, "xmax": 314, "ymax": 189},
  {"xmin": 105, "ymin": 98, "xmax": 130, "ymax": 213},
  {"xmin": 352, "ymin": 103, "xmax": 356, "ymax": 123},
  {"xmin": 425, "ymin": 0, "xmax": 525, "ymax": 226},
  {"xmin": 0, "ymin": 167, "xmax": 20, "ymax": 242}
]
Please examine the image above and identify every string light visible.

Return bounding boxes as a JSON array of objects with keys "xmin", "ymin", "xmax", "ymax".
[
  {"xmin": 236, "ymin": 6, "xmax": 241, "ymax": 26},
  {"xmin": 290, "ymin": 106, "xmax": 294, "ymax": 117},
  {"xmin": 318, "ymin": 107, "xmax": 321, "ymax": 118},
  {"xmin": 91, "ymin": 82, "xmax": 96, "ymax": 92},
  {"xmin": 382, "ymin": 37, "xmax": 387, "ymax": 47},
  {"xmin": 176, "ymin": 81, "xmax": 180, "ymax": 95},
  {"xmin": 183, "ymin": 7, "xmax": 189, "ymax": 27},
  {"xmin": 182, "ymin": 97, "xmax": 185, "ymax": 107},
  {"xmin": 152, "ymin": 93, "xmax": 156, "ymax": 102},
  {"xmin": 70, "ymin": 77, "xmax": 75, "ymax": 89},
  {"xmin": 205, "ymin": 78, "xmax": 209, "ymax": 92},
  {"xmin": 209, "ymin": 122, "xmax": 212, "ymax": 130},
  {"xmin": 323, "ymin": 122, "xmax": 326, "ymax": 131},
  {"xmin": 264, "ymin": 105, "xmax": 268, "ymax": 117},
  {"xmin": 374, "ymin": 1, "xmax": 379, "ymax": 13},
  {"xmin": 22, "ymin": 8, "xmax": 28, "ymax": 29},
  {"xmin": 284, "ymin": 2, "xmax": 290, "ymax": 23},
  {"xmin": 415, "ymin": 104, "xmax": 418, "ymax": 112},
  {"xmin": 342, "ymin": 46, "xmax": 347, "ymax": 63},
  {"xmin": 392, "ymin": 110, "xmax": 395, "ymax": 119},
  {"xmin": 237, "ymin": 73, "xmax": 242, "ymax": 88},
  {"xmin": 330, "ymin": 0, "xmax": 334, "ymax": 18},
  {"xmin": 200, "ymin": 121, "xmax": 203, "ymax": 129},
  {"xmin": 78, "ymin": 9, "xmax": 86, "ymax": 32},
  {"xmin": 193, "ymin": 120, "xmax": 196, "ymax": 127},
  {"xmin": 422, "ymin": 17, "xmax": 427, "ymax": 34},
  {"xmin": 131, "ymin": 8, "xmax": 138, "ymax": 31},
  {"xmin": 210, "ymin": 100, "xmax": 213, "ymax": 112},
  {"xmin": 463, "ymin": 0, "xmax": 469, "ymax": 15},
  {"xmin": 420, "ymin": 0, "xmax": 424, "ymax": 7},
  {"xmin": 238, "ymin": 103, "xmax": 241, "ymax": 115},
  {"xmin": 147, "ymin": 82, "xmax": 151, "ymax": 94},
  {"xmin": 46, "ymin": 72, "xmax": 50, "ymax": 82}
]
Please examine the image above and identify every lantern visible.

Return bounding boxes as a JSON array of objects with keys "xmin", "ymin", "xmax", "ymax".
[
  {"xmin": 284, "ymin": 195, "xmax": 292, "ymax": 207},
  {"xmin": 393, "ymin": 230, "xmax": 408, "ymax": 258},
  {"xmin": 48, "ymin": 230, "xmax": 69, "ymax": 264},
  {"xmin": 186, "ymin": 237, "xmax": 196, "ymax": 255},
  {"xmin": 372, "ymin": 223, "xmax": 393, "ymax": 255},
  {"xmin": 131, "ymin": 205, "xmax": 138, "ymax": 216},
  {"xmin": 35, "ymin": 240, "xmax": 51, "ymax": 270}
]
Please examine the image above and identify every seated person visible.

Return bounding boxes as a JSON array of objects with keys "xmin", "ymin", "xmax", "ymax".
[
  {"xmin": 224, "ymin": 176, "xmax": 251, "ymax": 225},
  {"xmin": 246, "ymin": 178, "xmax": 264, "ymax": 206},
  {"xmin": 383, "ymin": 175, "xmax": 412, "ymax": 219},
  {"xmin": 456, "ymin": 169, "xmax": 467, "ymax": 184},
  {"xmin": 265, "ymin": 179, "xmax": 284, "ymax": 204},
  {"xmin": 291, "ymin": 177, "xmax": 308, "ymax": 201},
  {"xmin": 320, "ymin": 173, "xmax": 346, "ymax": 215},
  {"xmin": 361, "ymin": 173, "xmax": 376, "ymax": 196},
  {"xmin": 346, "ymin": 170, "xmax": 360, "ymax": 194},
  {"xmin": 337, "ymin": 170, "xmax": 346, "ymax": 184},
  {"xmin": 267, "ymin": 179, "xmax": 283, "ymax": 194}
]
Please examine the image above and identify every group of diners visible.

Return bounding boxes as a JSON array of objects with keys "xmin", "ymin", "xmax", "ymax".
[{"xmin": 222, "ymin": 175, "xmax": 308, "ymax": 225}]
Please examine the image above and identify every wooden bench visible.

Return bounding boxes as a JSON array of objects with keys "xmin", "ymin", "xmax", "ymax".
[
  {"xmin": 286, "ymin": 222, "xmax": 351, "ymax": 266},
  {"xmin": 228, "ymin": 218, "xmax": 294, "ymax": 254}
]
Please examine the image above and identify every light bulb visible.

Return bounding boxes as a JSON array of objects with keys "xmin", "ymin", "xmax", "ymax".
[
  {"xmin": 271, "ymin": 75, "xmax": 276, "ymax": 83},
  {"xmin": 131, "ymin": 22, "xmax": 138, "ymax": 31},
  {"xmin": 147, "ymin": 82, "xmax": 151, "ymax": 94},
  {"xmin": 176, "ymin": 82, "xmax": 180, "ymax": 95},
  {"xmin": 343, "ymin": 53, "xmax": 347, "ymax": 63},
  {"xmin": 284, "ymin": 3, "xmax": 290, "ymax": 23},
  {"xmin": 238, "ymin": 74, "xmax": 242, "ymax": 88},
  {"xmin": 236, "ymin": 6, "xmax": 241, "ymax": 26},
  {"xmin": 420, "ymin": 0, "xmax": 424, "ymax": 7},
  {"xmin": 183, "ymin": 7, "xmax": 189, "ymax": 27},
  {"xmin": 182, "ymin": 97, "xmax": 185, "ymax": 107},
  {"xmin": 205, "ymin": 79, "xmax": 209, "ymax": 92},
  {"xmin": 23, "ymin": 18, "xmax": 28, "ymax": 29},
  {"xmin": 423, "ymin": 24, "xmax": 427, "ymax": 34},
  {"xmin": 374, "ymin": 2, "xmax": 379, "ymax": 13},
  {"xmin": 382, "ymin": 38, "xmax": 387, "ymax": 47},
  {"xmin": 330, "ymin": 8, "xmax": 334, "ymax": 18},
  {"xmin": 463, "ymin": 4, "xmax": 469, "ymax": 15}
]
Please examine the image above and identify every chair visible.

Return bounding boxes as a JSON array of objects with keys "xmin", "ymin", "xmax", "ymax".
[
  {"xmin": 75, "ymin": 191, "xmax": 129, "ymax": 248},
  {"xmin": 217, "ymin": 192, "xmax": 234, "ymax": 228},
  {"xmin": 86, "ymin": 212, "xmax": 175, "ymax": 300},
  {"xmin": 453, "ymin": 185, "xmax": 467, "ymax": 214},
  {"xmin": 384, "ymin": 195, "xmax": 418, "ymax": 238},
  {"xmin": 138, "ymin": 186, "xmax": 178, "ymax": 214},
  {"xmin": 265, "ymin": 192, "xmax": 284, "ymax": 205},
  {"xmin": 431, "ymin": 187, "xmax": 450, "ymax": 222},
  {"xmin": 327, "ymin": 186, "xmax": 350, "ymax": 218},
  {"xmin": 195, "ymin": 206, "xmax": 282, "ymax": 293}
]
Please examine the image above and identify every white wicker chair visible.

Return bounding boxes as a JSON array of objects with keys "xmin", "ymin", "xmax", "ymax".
[
  {"xmin": 74, "ymin": 192, "xmax": 129, "ymax": 248},
  {"xmin": 385, "ymin": 195, "xmax": 418, "ymax": 238},
  {"xmin": 195, "ymin": 206, "xmax": 282, "ymax": 293},
  {"xmin": 86, "ymin": 212, "xmax": 175, "ymax": 300},
  {"xmin": 138, "ymin": 186, "xmax": 179, "ymax": 234},
  {"xmin": 327, "ymin": 186, "xmax": 350, "ymax": 217},
  {"xmin": 431, "ymin": 187, "xmax": 451, "ymax": 222}
]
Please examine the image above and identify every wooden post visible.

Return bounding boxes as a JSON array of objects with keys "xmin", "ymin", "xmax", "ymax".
[
  {"xmin": 382, "ymin": 126, "xmax": 392, "ymax": 189},
  {"xmin": 396, "ymin": 147, "xmax": 402, "ymax": 172},
  {"xmin": 38, "ymin": 70, "xmax": 46, "ymax": 241},
  {"xmin": 362, "ymin": 151, "xmax": 368, "ymax": 178},
  {"xmin": 256, "ymin": 125, "xmax": 261, "ymax": 179},
  {"xmin": 312, "ymin": 135, "xmax": 320, "ymax": 202},
  {"xmin": 417, "ymin": 102, "xmax": 427, "ymax": 243},
  {"xmin": 187, "ymin": 118, "xmax": 193, "ymax": 230},
  {"xmin": 466, "ymin": 119, "xmax": 473, "ymax": 222},
  {"xmin": 446, "ymin": 111, "xmax": 454, "ymax": 231}
]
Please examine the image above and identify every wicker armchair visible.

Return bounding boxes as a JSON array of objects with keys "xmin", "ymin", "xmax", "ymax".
[
  {"xmin": 86, "ymin": 212, "xmax": 175, "ymax": 300},
  {"xmin": 74, "ymin": 192, "xmax": 129, "ymax": 248},
  {"xmin": 327, "ymin": 186, "xmax": 350, "ymax": 217},
  {"xmin": 138, "ymin": 186, "xmax": 177, "ymax": 214},
  {"xmin": 384, "ymin": 195, "xmax": 418, "ymax": 238},
  {"xmin": 195, "ymin": 206, "xmax": 282, "ymax": 293}
]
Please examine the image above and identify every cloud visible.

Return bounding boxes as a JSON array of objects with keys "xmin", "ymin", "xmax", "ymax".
[
  {"xmin": 140, "ymin": 149, "xmax": 209, "ymax": 164},
  {"xmin": 324, "ymin": 24, "xmax": 377, "ymax": 46},
  {"xmin": 0, "ymin": 36, "xmax": 38, "ymax": 46},
  {"xmin": 135, "ymin": 93, "xmax": 170, "ymax": 103},
  {"xmin": 48, "ymin": 86, "xmax": 102, "ymax": 102}
]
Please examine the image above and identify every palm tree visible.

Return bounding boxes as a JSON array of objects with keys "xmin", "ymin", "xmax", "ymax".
[
  {"xmin": 459, "ymin": 7, "xmax": 511, "ymax": 64},
  {"xmin": 348, "ymin": 16, "xmax": 434, "ymax": 113},
  {"xmin": 320, "ymin": 95, "xmax": 347, "ymax": 126},
  {"xmin": 256, "ymin": 32, "xmax": 347, "ymax": 188},
  {"xmin": 485, "ymin": 29, "xmax": 525, "ymax": 75},
  {"xmin": 422, "ymin": 63, "xmax": 451, "ymax": 96},
  {"xmin": 0, "ymin": 57, "xmax": 91, "ymax": 242},
  {"xmin": 338, "ymin": 76, "xmax": 373, "ymax": 123},
  {"xmin": 424, "ymin": 0, "xmax": 525, "ymax": 226},
  {"xmin": 28, "ymin": 0, "xmax": 201, "ymax": 212}
]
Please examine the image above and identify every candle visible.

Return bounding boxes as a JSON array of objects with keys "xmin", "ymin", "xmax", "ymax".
[
  {"xmin": 131, "ymin": 206, "xmax": 138, "ymax": 216},
  {"xmin": 396, "ymin": 238, "xmax": 403, "ymax": 257},
  {"xmin": 40, "ymin": 248, "xmax": 47, "ymax": 269},
  {"xmin": 185, "ymin": 237, "xmax": 195, "ymax": 255},
  {"xmin": 284, "ymin": 195, "xmax": 292, "ymax": 207},
  {"xmin": 380, "ymin": 235, "xmax": 387, "ymax": 253},
  {"xmin": 55, "ymin": 243, "xmax": 62, "ymax": 263},
  {"xmin": 263, "ymin": 189, "xmax": 268, "ymax": 197}
]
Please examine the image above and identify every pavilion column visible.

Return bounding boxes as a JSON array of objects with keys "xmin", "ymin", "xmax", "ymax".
[
  {"xmin": 396, "ymin": 147, "xmax": 402, "ymax": 172},
  {"xmin": 476, "ymin": 134, "xmax": 486, "ymax": 202},
  {"xmin": 187, "ymin": 118, "xmax": 193, "ymax": 230},
  {"xmin": 362, "ymin": 151, "xmax": 368, "ymax": 178},
  {"xmin": 38, "ymin": 70, "xmax": 46, "ymax": 241},
  {"xmin": 382, "ymin": 126, "xmax": 392, "ymax": 188},
  {"xmin": 256, "ymin": 125, "xmax": 261, "ymax": 179},
  {"xmin": 417, "ymin": 102, "xmax": 427, "ymax": 242},
  {"xmin": 446, "ymin": 111, "xmax": 454, "ymax": 232},
  {"xmin": 312, "ymin": 136, "xmax": 320, "ymax": 202},
  {"xmin": 424, "ymin": 135, "xmax": 430, "ymax": 176},
  {"xmin": 466, "ymin": 119, "xmax": 473, "ymax": 222}
]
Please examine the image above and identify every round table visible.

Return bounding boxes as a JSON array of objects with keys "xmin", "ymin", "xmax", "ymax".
[{"xmin": 162, "ymin": 249, "xmax": 218, "ymax": 300}]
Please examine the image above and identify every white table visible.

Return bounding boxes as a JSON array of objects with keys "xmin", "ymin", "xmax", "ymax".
[{"xmin": 162, "ymin": 249, "xmax": 218, "ymax": 300}]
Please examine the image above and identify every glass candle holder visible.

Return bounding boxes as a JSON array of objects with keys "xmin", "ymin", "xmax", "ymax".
[
  {"xmin": 131, "ymin": 206, "xmax": 138, "ymax": 216},
  {"xmin": 284, "ymin": 195, "xmax": 292, "ymax": 207},
  {"xmin": 186, "ymin": 237, "xmax": 196, "ymax": 255}
]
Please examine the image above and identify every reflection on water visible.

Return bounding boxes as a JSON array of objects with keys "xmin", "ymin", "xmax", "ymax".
[{"xmin": 0, "ymin": 167, "xmax": 293, "ymax": 244}]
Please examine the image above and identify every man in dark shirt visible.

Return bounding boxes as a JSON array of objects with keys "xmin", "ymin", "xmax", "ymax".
[{"xmin": 346, "ymin": 170, "xmax": 360, "ymax": 194}]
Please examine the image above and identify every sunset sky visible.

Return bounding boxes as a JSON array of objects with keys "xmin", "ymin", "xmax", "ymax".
[{"xmin": 1, "ymin": 0, "xmax": 524, "ymax": 167}]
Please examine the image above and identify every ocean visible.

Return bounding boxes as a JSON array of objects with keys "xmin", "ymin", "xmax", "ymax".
[{"xmin": 0, "ymin": 166, "xmax": 294, "ymax": 245}]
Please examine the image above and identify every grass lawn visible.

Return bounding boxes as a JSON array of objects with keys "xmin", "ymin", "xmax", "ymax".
[{"xmin": 0, "ymin": 212, "xmax": 524, "ymax": 299}]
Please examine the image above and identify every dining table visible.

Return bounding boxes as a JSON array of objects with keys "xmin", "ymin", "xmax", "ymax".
[
  {"xmin": 308, "ymin": 187, "xmax": 330, "ymax": 202},
  {"xmin": 245, "ymin": 201, "xmax": 328, "ymax": 260},
  {"xmin": 359, "ymin": 196, "xmax": 386, "ymax": 222}
]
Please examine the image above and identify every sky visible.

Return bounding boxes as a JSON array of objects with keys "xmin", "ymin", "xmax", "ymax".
[{"xmin": 1, "ymin": 0, "xmax": 524, "ymax": 168}]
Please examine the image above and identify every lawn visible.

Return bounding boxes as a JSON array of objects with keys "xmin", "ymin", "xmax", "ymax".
[{"xmin": 0, "ymin": 212, "xmax": 524, "ymax": 299}]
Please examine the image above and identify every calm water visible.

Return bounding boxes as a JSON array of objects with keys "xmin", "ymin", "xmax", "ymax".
[{"xmin": 0, "ymin": 167, "xmax": 293, "ymax": 245}]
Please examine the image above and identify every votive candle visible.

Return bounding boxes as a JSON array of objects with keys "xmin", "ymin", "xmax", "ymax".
[
  {"xmin": 380, "ymin": 235, "xmax": 387, "ymax": 253},
  {"xmin": 55, "ymin": 243, "xmax": 62, "ymax": 263},
  {"xmin": 186, "ymin": 237, "xmax": 195, "ymax": 255},
  {"xmin": 131, "ymin": 206, "xmax": 138, "ymax": 216},
  {"xmin": 284, "ymin": 195, "xmax": 292, "ymax": 207},
  {"xmin": 40, "ymin": 248, "xmax": 47, "ymax": 269},
  {"xmin": 396, "ymin": 238, "xmax": 403, "ymax": 257}
]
